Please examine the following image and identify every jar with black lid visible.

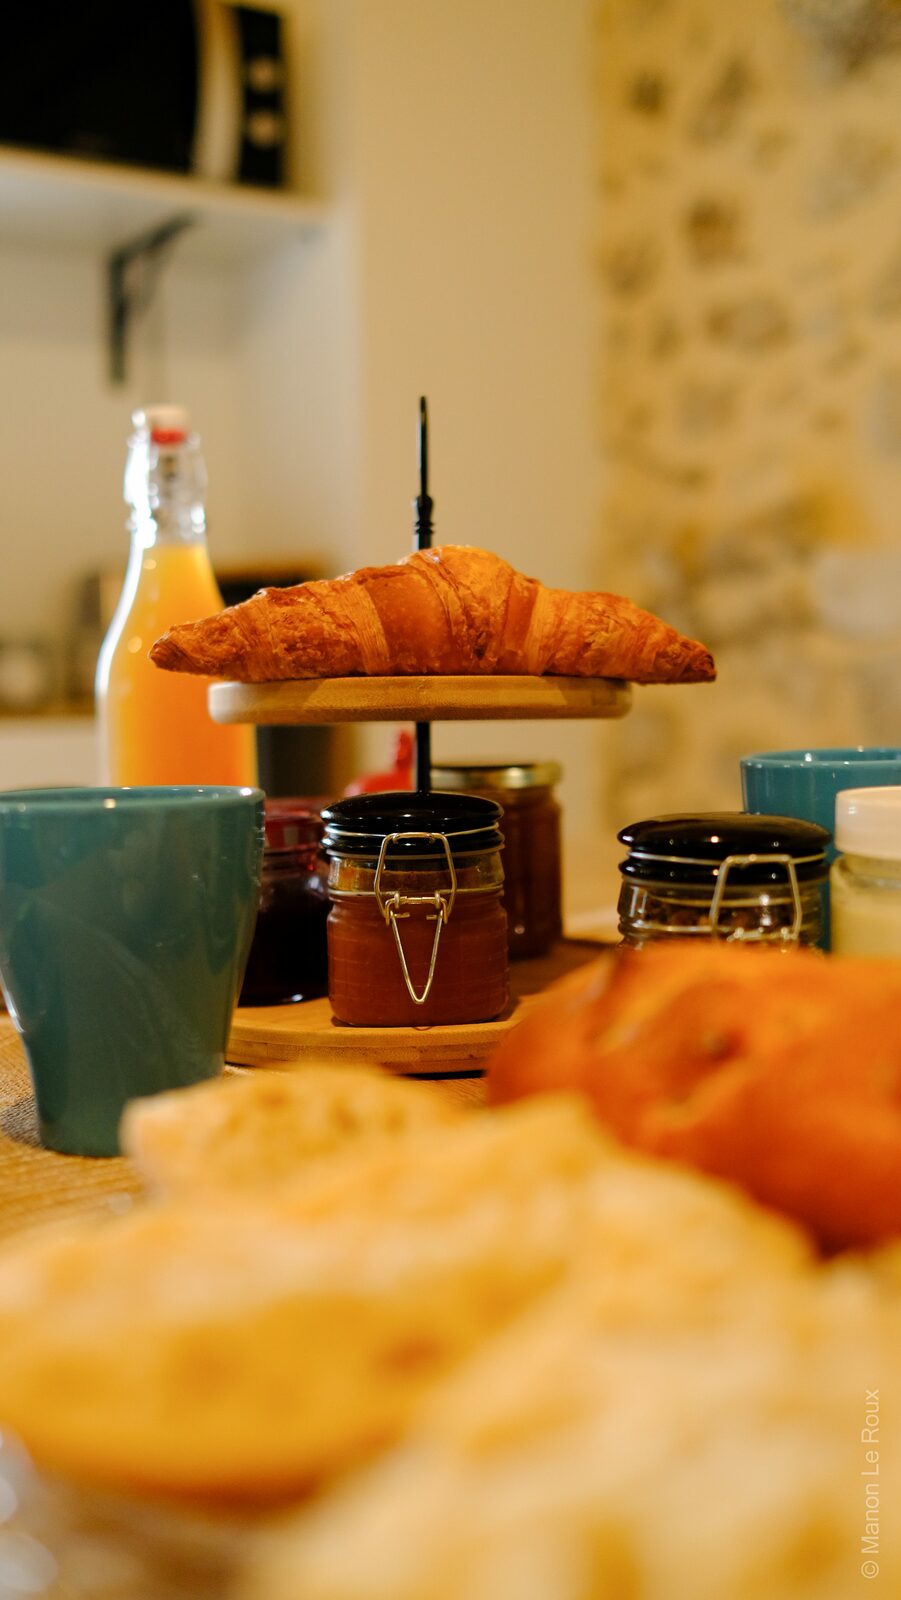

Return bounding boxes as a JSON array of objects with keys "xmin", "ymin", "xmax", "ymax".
[
  {"xmin": 617, "ymin": 813, "xmax": 831, "ymax": 949},
  {"xmin": 430, "ymin": 761, "xmax": 563, "ymax": 959},
  {"xmin": 322, "ymin": 791, "xmax": 508, "ymax": 1026}
]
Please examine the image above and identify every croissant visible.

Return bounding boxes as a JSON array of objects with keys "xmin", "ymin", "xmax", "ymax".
[
  {"xmin": 486, "ymin": 941, "xmax": 901, "ymax": 1250},
  {"xmin": 149, "ymin": 545, "xmax": 715, "ymax": 684}
]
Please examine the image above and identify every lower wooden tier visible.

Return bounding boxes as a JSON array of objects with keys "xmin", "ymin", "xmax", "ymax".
[{"xmin": 227, "ymin": 937, "xmax": 609, "ymax": 1076}]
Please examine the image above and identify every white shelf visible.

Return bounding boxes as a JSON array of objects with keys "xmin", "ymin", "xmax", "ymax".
[{"xmin": 0, "ymin": 145, "xmax": 328, "ymax": 265}]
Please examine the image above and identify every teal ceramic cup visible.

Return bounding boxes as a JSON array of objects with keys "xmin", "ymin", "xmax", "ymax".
[
  {"xmin": 0, "ymin": 786, "xmax": 264, "ymax": 1157},
  {"xmin": 740, "ymin": 748, "xmax": 901, "ymax": 948},
  {"xmin": 740, "ymin": 748, "xmax": 901, "ymax": 851}
]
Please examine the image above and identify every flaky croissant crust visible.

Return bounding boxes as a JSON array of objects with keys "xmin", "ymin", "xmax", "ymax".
[{"xmin": 150, "ymin": 544, "xmax": 715, "ymax": 685}]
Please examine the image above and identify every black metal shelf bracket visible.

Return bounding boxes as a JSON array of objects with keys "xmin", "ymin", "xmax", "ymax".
[{"xmin": 107, "ymin": 213, "xmax": 197, "ymax": 385}]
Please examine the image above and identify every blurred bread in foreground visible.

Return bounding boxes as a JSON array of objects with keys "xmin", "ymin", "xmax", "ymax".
[
  {"xmin": 0, "ymin": 1097, "xmax": 811, "ymax": 1506},
  {"xmin": 487, "ymin": 941, "xmax": 901, "ymax": 1249},
  {"xmin": 0, "ymin": 1100, "xmax": 607, "ymax": 1501},
  {"xmin": 121, "ymin": 1063, "xmax": 462, "ymax": 1199},
  {"xmin": 241, "ymin": 1246, "xmax": 901, "ymax": 1600},
  {"xmin": 0, "ymin": 1195, "xmax": 562, "ymax": 1503}
]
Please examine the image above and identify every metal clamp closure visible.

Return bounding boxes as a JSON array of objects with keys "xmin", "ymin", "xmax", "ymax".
[
  {"xmin": 708, "ymin": 852, "xmax": 802, "ymax": 943},
  {"xmin": 373, "ymin": 831, "xmax": 458, "ymax": 1006}
]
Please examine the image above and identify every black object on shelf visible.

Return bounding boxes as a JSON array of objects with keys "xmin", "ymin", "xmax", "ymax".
[
  {"xmin": 234, "ymin": 5, "xmax": 287, "ymax": 190},
  {"xmin": 0, "ymin": 2, "xmax": 198, "ymax": 174},
  {"xmin": 0, "ymin": 2, "xmax": 286, "ymax": 187},
  {"xmin": 413, "ymin": 396, "xmax": 433, "ymax": 793},
  {"xmin": 1, "ymin": 0, "xmax": 291, "ymax": 385}
]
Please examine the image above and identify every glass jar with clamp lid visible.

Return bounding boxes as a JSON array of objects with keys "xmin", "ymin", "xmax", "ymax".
[{"xmin": 322, "ymin": 792, "xmax": 508, "ymax": 1026}]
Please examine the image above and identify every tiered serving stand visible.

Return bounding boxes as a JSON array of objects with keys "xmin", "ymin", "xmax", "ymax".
[
  {"xmin": 217, "ymin": 394, "xmax": 628, "ymax": 1078},
  {"xmin": 213, "ymin": 672, "xmax": 630, "ymax": 1075}
]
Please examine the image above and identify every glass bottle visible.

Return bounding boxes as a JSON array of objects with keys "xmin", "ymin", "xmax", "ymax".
[{"xmin": 95, "ymin": 406, "xmax": 257, "ymax": 786}]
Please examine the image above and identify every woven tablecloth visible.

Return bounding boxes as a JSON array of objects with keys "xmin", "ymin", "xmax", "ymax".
[
  {"xmin": 0, "ymin": 1015, "xmax": 144, "ymax": 1239},
  {"xmin": 0, "ymin": 1013, "xmax": 485, "ymax": 1239}
]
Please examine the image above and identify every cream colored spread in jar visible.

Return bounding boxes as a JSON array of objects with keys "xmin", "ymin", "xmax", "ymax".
[{"xmin": 831, "ymin": 786, "xmax": 901, "ymax": 956}]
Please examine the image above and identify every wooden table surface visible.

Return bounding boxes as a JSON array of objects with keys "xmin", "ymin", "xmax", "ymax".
[
  {"xmin": 0, "ymin": 1015, "xmax": 144, "ymax": 1240},
  {"xmin": 0, "ymin": 1013, "xmax": 488, "ymax": 1239},
  {"xmin": 0, "ymin": 930, "xmax": 612, "ymax": 1237}
]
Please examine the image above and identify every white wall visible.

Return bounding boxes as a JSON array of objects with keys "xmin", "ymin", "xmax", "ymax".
[
  {"xmin": 237, "ymin": 0, "xmax": 604, "ymax": 588},
  {"xmin": 0, "ymin": 247, "xmax": 249, "ymax": 636},
  {"xmin": 0, "ymin": 720, "xmax": 97, "ymax": 791},
  {"xmin": 343, "ymin": 0, "xmax": 612, "ymax": 908},
  {"xmin": 352, "ymin": 0, "xmax": 600, "ymax": 586},
  {"xmin": 0, "ymin": 0, "xmax": 614, "ymax": 911}
]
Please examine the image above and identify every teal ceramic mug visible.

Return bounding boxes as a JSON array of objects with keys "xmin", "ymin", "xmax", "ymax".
[
  {"xmin": 0, "ymin": 786, "xmax": 264, "ymax": 1156},
  {"xmin": 740, "ymin": 748, "xmax": 901, "ymax": 850},
  {"xmin": 740, "ymin": 748, "xmax": 901, "ymax": 947}
]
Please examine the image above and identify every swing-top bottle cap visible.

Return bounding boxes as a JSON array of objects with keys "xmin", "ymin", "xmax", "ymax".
[{"xmin": 133, "ymin": 405, "xmax": 190, "ymax": 445}]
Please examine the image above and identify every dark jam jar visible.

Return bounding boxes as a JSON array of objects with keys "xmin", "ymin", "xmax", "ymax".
[
  {"xmin": 617, "ymin": 813, "xmax": 831, "ymax": 949},
  {"xmin": 322, "ymin": 791, "xmax": 508, "ymax": 1027},
  {"xmin": 238, "ymin": 800, "xmax": 330, "ymax": 1006},
  {"xmin": 431, "ymin": 762, "xmax": 563, "ymax": 960}
]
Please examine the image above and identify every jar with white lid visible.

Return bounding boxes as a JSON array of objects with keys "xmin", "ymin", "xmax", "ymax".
[{"xmin": 831, "ymin": 786, "xmax": 901, "ymax": 956}]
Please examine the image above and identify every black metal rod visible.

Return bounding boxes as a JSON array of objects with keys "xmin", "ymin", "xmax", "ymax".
[
  {"xmin": 413, "ymin": 395, "xmax": 432, "ymax": 792},
  {"xmin": 415, "ymin": 721, "xmax": 431, "ymax": 793},
  {"xmin": 413, "ymin": 394, "xmax": 434, "ymax": 551}
]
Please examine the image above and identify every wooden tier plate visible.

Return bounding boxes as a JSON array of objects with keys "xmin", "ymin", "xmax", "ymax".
[
  {"xmin": 227, "ymin": 938, "xmax": 608, "ymax": 1075},
  {"xmin": 209, "ymin": 675, "xmax": 631, "ymax": 725}
]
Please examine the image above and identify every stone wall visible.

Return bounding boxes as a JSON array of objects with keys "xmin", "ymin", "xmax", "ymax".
[{"xmin": 597, "ymin": 0, "xmax": 901, "ymax": 832}]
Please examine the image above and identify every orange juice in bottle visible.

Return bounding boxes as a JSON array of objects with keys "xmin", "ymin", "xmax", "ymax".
[{"xmin": 95, "ymin": 406, "xmax": 257, "ymax": 787}]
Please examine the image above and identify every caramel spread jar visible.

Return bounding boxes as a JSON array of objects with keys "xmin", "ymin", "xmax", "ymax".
[
  {"xmin": 322, "ymin": 792, "xmax": 508, "ymax": 1027},
  {"xmin": 431, "ymin": 762, "xmax": 563, "ymax": 958}
]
